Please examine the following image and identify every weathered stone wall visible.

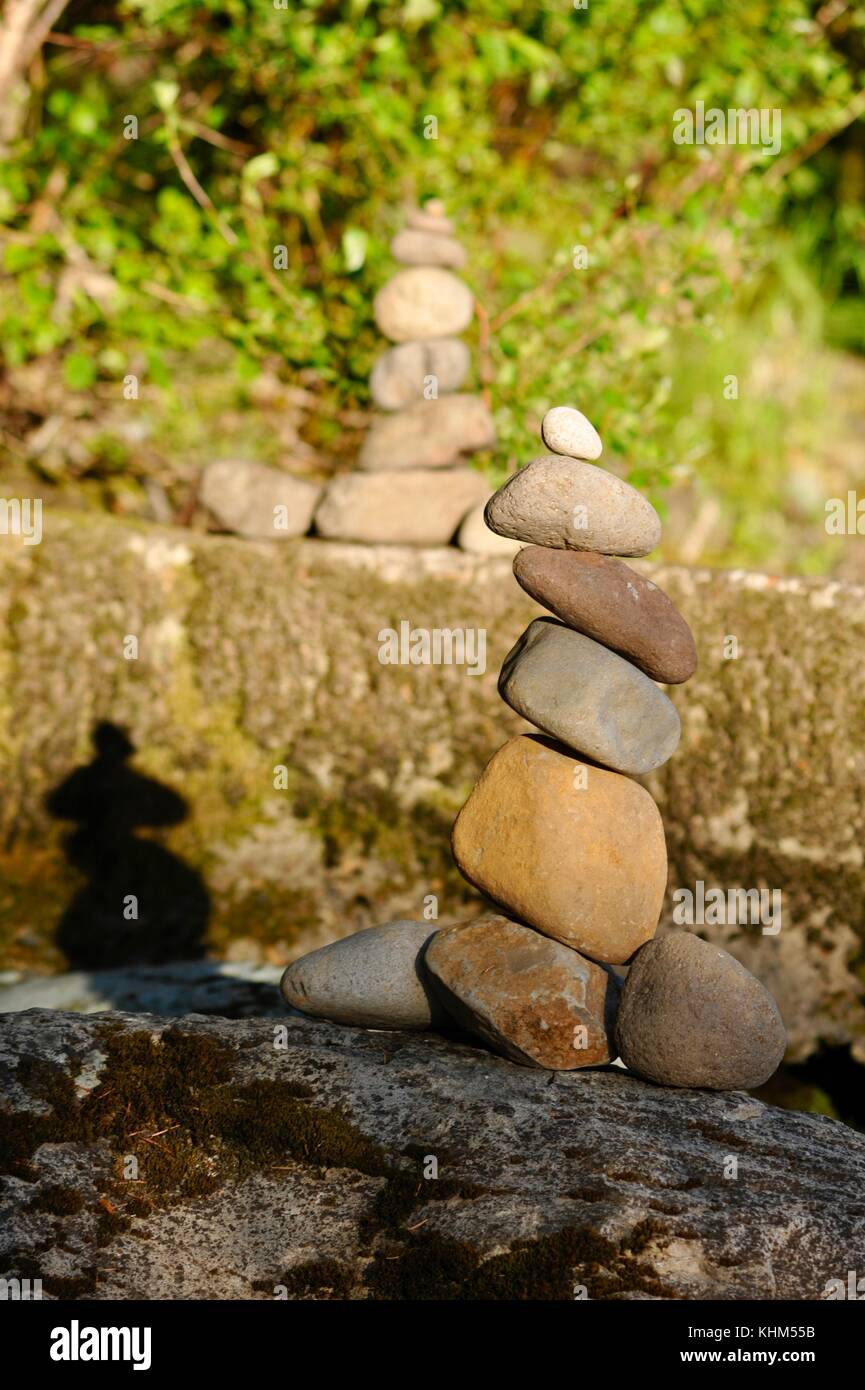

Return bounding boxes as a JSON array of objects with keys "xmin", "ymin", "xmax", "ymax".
[{"xmin": 0, "ymin": 513, "xmax": 863, "ymax": 1061}]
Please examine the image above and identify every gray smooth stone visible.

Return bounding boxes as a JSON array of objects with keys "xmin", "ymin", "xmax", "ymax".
[
  {"xmin": 201, "ymin": 460, "xmax": 321, "ymax": 539},
  {"xmin": 485, "ymin": 455, "xmax": 661, "ymax": 555},
  {"xmin": 616, "ymin": 933, "xmax": 787, "ymax": 1090},
  {"xmin": 391, "ymin": 229, "xmax": 467, "ymax": 269},
  {"xmin": 314, "ymin": 467, "xmax": 488, "ymax": 545},
  {"xmin": 280, "ymin": 920, "xmax": 447, "ymax": 1030},
  {"xmin": 370, "ymin": 339, "xmax": 470, "ymax": 412},
  {"xmin": 498, "ymin": 618, "xmax": 681, "ymax": 774},
  {"xmin": 360, "ymin": 394, "xmax": 495, "ymax": 470}
]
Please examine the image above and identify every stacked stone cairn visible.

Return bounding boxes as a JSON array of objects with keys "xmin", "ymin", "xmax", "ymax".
[
  {"xmin": 198, "ymin": 200, "xmax": 513, "ymax": 549},
  {"xmin": 281, "ymin": 405, "xmax": 787, "ymax": 1091},
  {"xmin": 314, "ymin": 199, "xmax": 500, "ymax": 547}
]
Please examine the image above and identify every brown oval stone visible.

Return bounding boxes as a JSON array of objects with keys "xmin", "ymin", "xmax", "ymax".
[
  {"xmin": 513, "ymin": 548, "xmax": 697, "ymax": 684},
  {"xmin": 424, "ymin": 913, "xmax": 620, "ymax": 1069},
  {"xmin": 615, "ymin": 933, "xmax": 787, "ymax": 1090},
  {"xmin": 451, "ymin": 735, "xmax": 667, "ymax": 965}
]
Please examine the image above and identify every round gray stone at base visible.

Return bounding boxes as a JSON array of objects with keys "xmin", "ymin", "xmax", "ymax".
[
  {"xmin": 374, "ymin": 267, "xmax": 474, "ymax": 342},
  {"xmin": 484, "ymin": 455, "xmax": 661, "ymax": 555},
  {"xmin": 360, "ymin": 394, "xmax": 496, "ymax": 471},
  {"xmin": 391, "ymin": 229, "xmax": 467, "ymax": 269},
  {"xmin": 615, "ymin": 933, "xmax": 787, "ymax": 1090},
  {"xmin": 280, "ymin": 920, "xmax": 447, "ymax": 1029},
  {"xmin": 201, "ymin": 460, "xmax": 321, "ymax": 539},
  {"xmin": 314, "ymin": 467, "xmax": 489, "ymax": 545},
  {"xmin": 498, "ymin": 617, "xmax": 681, "ymax": 775},
  {"xmin": 370, "ymin": 339, "xmax": 470, "ymax": 412}
]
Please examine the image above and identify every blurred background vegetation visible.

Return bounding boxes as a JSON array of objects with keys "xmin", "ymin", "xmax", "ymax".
[{"xmin": 1, "ymin": 0, "xmax": 865, "ymax": 574}]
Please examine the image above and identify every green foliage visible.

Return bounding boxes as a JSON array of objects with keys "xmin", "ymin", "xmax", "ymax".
[{"xmin": 1, "ymin": 0, "xmax": 864, "ymax": 563}]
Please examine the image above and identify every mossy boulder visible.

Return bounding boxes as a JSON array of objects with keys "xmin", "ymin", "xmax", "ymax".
[{"xmin": 1, "ymin": 1008, "xmax": 863, "ymax": 1300}]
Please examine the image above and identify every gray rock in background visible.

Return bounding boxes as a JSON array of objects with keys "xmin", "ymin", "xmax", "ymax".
[
  {"xmin": 201, "ymin": 460, "xmax": 321, "ymax": 539},
  {"xmin": 457, "ymin": 500, "xmax": 524, "ymax": 555},
  {"xmin": 391, "ymin": 229, "xmax": 467, "ymax": 269},
  {"xmin": 370, "ymin": 339, "xmax": 470, "ymax": 412},
  {"xmin": 314, "ymin": 468, "xmax": 488, "ymax": 544},
  {"xmin": 1, "ymin": 1009, "xmax": 863, "ymax": 1300},
  {"xmin": 374, "ymin": 267, "xmax": 474, "ymax": 342},
  {"xmin": 359, "ymin": 394, "xmax": 496, "ymax": 471}
]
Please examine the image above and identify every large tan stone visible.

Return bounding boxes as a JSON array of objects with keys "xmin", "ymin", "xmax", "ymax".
[{"xmin": 451, "ymin": 735, "xmax": 667, "ymax": 964}]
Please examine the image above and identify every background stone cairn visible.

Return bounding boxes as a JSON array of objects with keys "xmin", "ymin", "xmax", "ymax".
[
  {"xmin": 282, "ymin": 413, "xmax": 787, "ymax": 1091},
  {"xmin": 200, "ymin": 201, "xmax": 504, "ymax": 547},
  {"xmin": 315, "ymin": 199, "xmax": 498, "ymax": 547}
]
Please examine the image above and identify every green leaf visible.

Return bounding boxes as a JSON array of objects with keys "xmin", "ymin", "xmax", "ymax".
[
  {"xmin": 63, "ymin": 353, "xmax": 97, "ymax": 391},
  {"xmin": 153, "ymin": 80, "xmax": 179, "ymax": 113},
  {"xmin": 342, "ymin": 227, "xmax": 368, "ymax": 273},
  {"xmin": 242, "ymin": 153, "xmax": 279, "ymax": 183}
]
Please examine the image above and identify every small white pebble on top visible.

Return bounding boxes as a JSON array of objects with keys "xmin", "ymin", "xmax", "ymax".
[{"xmin": 541, "ymin": 405, "xmax": 603, "ymax": 461}]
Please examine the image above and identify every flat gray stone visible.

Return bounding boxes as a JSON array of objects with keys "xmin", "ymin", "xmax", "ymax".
[
  {"xmin": 374, "ymin": 267, "xmax": 474, "ymax": 343},
  {"xmin": 616, "ymin": 933, "xmax": 788, "ymax": 1090},
  {"xmin": 485, "ymin": 455, "xmax": 661, "ymax": 555},
  {"xmin": 281, "ymin": 921, "xmax": 446, "ymax": 1030},
  {"xmin": 499, "ymin": 618, "xmax": 681, "ymax": 774},
  {"xmin": 314, "ymin": 467, "xmax": 488, "ymax": 545},
  {"xmin": 424, "ymin": 913, "xmax": 619, "ymax": 1069},
  {"xmin": 541, "ymin": 405, "xmax": 603, "ymax": 460},
  {"xmin": 370, "ymin": 339, "xmax": 470, "ymax": 412},
  {"xmin": 406, "ymin": 202, "xmax": 454, "ymax": 235},
  {"xmin": 391, "ymin": 229, "xmax": 467, "ymax": 269},
  {"xmin": 360, "ymin": 394, "xmax": 495, "ymax": 471},
  {"xmin": 201, "ymin": 460, "xmax": 320, "ymax": 539}
]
